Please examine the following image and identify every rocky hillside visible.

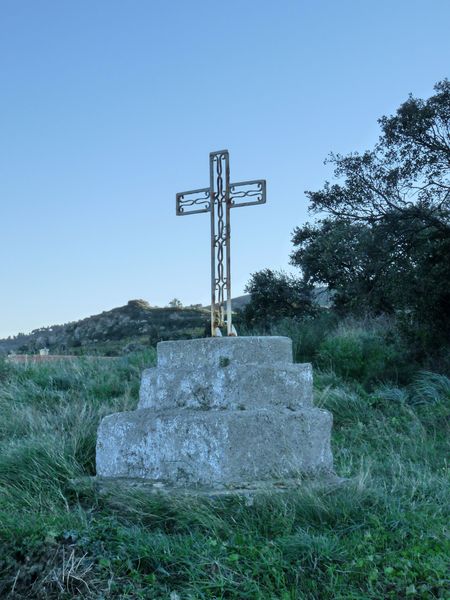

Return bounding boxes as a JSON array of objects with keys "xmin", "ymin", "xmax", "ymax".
[
  {"xmin": 0, "ymin": 300, "xmax": 209, "ymax": 356},
  {"xmin": 1, "ymin": 288, "xmax": 332, "ymax": 357}
]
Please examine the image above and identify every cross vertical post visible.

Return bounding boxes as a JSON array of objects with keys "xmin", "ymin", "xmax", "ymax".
[
  {"xmin": 209, "ymin": 151, "xmax": 231, "ymax": 335},
  {"xmin": 176, "ymin": 150, "xmax": 266, "ymax": 337}
]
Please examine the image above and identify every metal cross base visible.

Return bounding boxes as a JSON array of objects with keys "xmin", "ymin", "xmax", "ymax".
[{"xmin": 176, "ymin": 150, "xmax": 266, "ymax": 337}]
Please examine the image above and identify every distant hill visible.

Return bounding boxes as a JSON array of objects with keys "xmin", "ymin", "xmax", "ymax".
[
  {"xmin": 1, "ymin": 287, "xmax": 332, "ymax": 357},
  {"xmin": 0, "ymin": 300, "xmax": 209, "ymax": 357},
  {"xmin": 206, "ymin": 288, "xmax": 332, "ymax": 311},
  {"xmin": 204, "ymin": 294, "xmax": 252, "ymax": 312}
]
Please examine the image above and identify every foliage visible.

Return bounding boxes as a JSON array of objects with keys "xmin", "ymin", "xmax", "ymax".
[
  {"xmin": 291, "ymin": 80, "xmax": 450, "ymax": 347},
  {"xmin": 0, "ymin": 350, "xmax": 448, "ymax": 598},
  {"xmin": 316, "ymin": 318, "xmax": 414, "ymax": 387},
  {"xmin": 292, "ymin": 219, "xmax": 405, "ymax": 314},
  {"xmin": 242, "ymin": 268, "xmax": 315, "ymax": 329},
  {"xmin": 250, "ymin": 315, "xmax": 415, "ymax": 387},
  {"xmin": 304, "ymin": 80, "xmax": 450, "ymax": 229},
  {"xmin": 243, "ymin": 311, "xmax": 339, "ymax": 364},
  {"xmin": 168, "ymin": 298, "xmax": 183, "ymax": 309}
]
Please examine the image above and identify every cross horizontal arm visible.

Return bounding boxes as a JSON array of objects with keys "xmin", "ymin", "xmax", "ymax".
[
  {"xmin": 229, "ymin": 179, "xmax": 266, "ymax": 209},
  {"xmin": 176, "ymin": 187, "xmax": 211, "ymax": 216}
]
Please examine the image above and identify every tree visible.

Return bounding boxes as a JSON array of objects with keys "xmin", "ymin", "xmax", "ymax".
[
  {"xmin": 168, "ymin": 298, "xmax": 183, "ymax": 309},
  {"xmin": 292, "ymin": 219, "xmax": 401, "ymax": 314},
  {"xmin": 304, "ymin": 80, "xmax": 449, "ymax": 233},
  {"xmin": 291, "ymin": 81, "xmax": 450, "ymax": 345},
  {"xmin": 243, "ymin": 269, "xmax": 315, "ymax": 328}
]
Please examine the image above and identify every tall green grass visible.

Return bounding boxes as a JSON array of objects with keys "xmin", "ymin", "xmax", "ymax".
[
  {"xmin": 268, "ymin": 314, "xmax": 416, "ymax": 387},
  {"xmin": 0, "ymin": 345, "xmax": 448, "ymax": 598}
]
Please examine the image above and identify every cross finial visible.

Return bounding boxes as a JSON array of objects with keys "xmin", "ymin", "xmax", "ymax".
[{"xmin": 176, "ymin": 150, "xmax": 266, "ymax": 337}]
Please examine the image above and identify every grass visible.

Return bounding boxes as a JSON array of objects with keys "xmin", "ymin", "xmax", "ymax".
[
  {"xmin": 268, "ymin": 314, "xmax": 419, "ymax": 388},
  {"xmin": 0, "ymin": 344, "xmax": 449, "ymax": 598}
]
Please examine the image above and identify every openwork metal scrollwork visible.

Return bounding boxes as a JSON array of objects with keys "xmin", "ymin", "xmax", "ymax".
[
  {"xmin": 230, "ymin": 180, "xmax": 266, "ymax": 208},
  {"xmin": 176, "ymin": 188, "xmax": 211, "ymax": 215},
  {"xmin": 176, "ymin": 150, "xmax": 266, "ymax": 336}
]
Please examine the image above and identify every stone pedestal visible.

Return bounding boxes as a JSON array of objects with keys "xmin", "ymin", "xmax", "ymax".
[{"xmin": 96, "ymin": 337, "xmax": 334, "ymax": 490}]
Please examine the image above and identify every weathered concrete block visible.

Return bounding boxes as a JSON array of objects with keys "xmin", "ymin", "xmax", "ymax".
[
  {"xmin": 139, "ymin": 367, "xmax": 157, "ymax": 407},
  {"xmin": 157, "ymin": 336, "xmax": 293, "ymax": 370},
  {"xmin": 96, "ymin": 407, "xmax": 333, "ymax": 486},
  {"xmin": 96, "ymin": 336, "xmax": 335, "ymax": 490},
  {"xmin": 138, "ymin": 363, "xmax": 313, "ymax": 411}
]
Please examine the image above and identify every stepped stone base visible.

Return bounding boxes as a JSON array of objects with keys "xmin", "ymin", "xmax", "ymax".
[{"xmin": 96, "ymin": 337, "xmax": 335, "ymax": 490}]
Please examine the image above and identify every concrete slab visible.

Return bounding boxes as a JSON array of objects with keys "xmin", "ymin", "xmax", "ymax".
[
  {"xmin": 96, "ymin": 407, "xmax": 333, "ymax": 485},
  {"xmin": 157, "ymin": 336, "xmax": 293, "ymax": 369},
  {"xmin": 138, "ymin": 363, "xmax": 313, "ymax": 411}
]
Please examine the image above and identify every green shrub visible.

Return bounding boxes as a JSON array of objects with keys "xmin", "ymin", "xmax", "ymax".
[
  {"xmin": 268, "ymin": 311, "xmax": 339, "ymax": 363},
  {"xmin": 317, "ymin": 320, "xmax": 413, "ymax": 387},
  {"xmin": 248, "ymin": 313, "xmax": 420, "ymax": 388}
]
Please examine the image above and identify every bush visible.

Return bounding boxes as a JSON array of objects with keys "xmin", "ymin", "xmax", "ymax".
[
  {"xmin": 267, "ymin": 311, "xmax": 339, "ymax": 363},
  {"xmin": 255, "ymin": 313, "xmax": 415, "ymax": 386},
  {"xmin": 316, "ymin": 319, "xmax": 413, "ymax": 387},
  {"xmin": 243, "ymin": 269, "xmax": 316, "ymax": 329}
]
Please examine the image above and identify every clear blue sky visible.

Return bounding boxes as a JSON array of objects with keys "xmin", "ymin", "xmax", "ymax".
[{"xmin": 1, "ymin": 0, "xmax": 449, "ymax": 338}]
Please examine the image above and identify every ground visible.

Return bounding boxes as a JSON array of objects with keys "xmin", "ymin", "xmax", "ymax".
[{"xmin": 0, "ymin": 348, "xmax": 448, "ymax": 599}]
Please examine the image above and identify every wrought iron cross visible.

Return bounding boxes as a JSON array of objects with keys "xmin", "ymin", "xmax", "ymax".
[{"xmin": 176, "ymin": 150, "xmax": 266, "ymax": 337}]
